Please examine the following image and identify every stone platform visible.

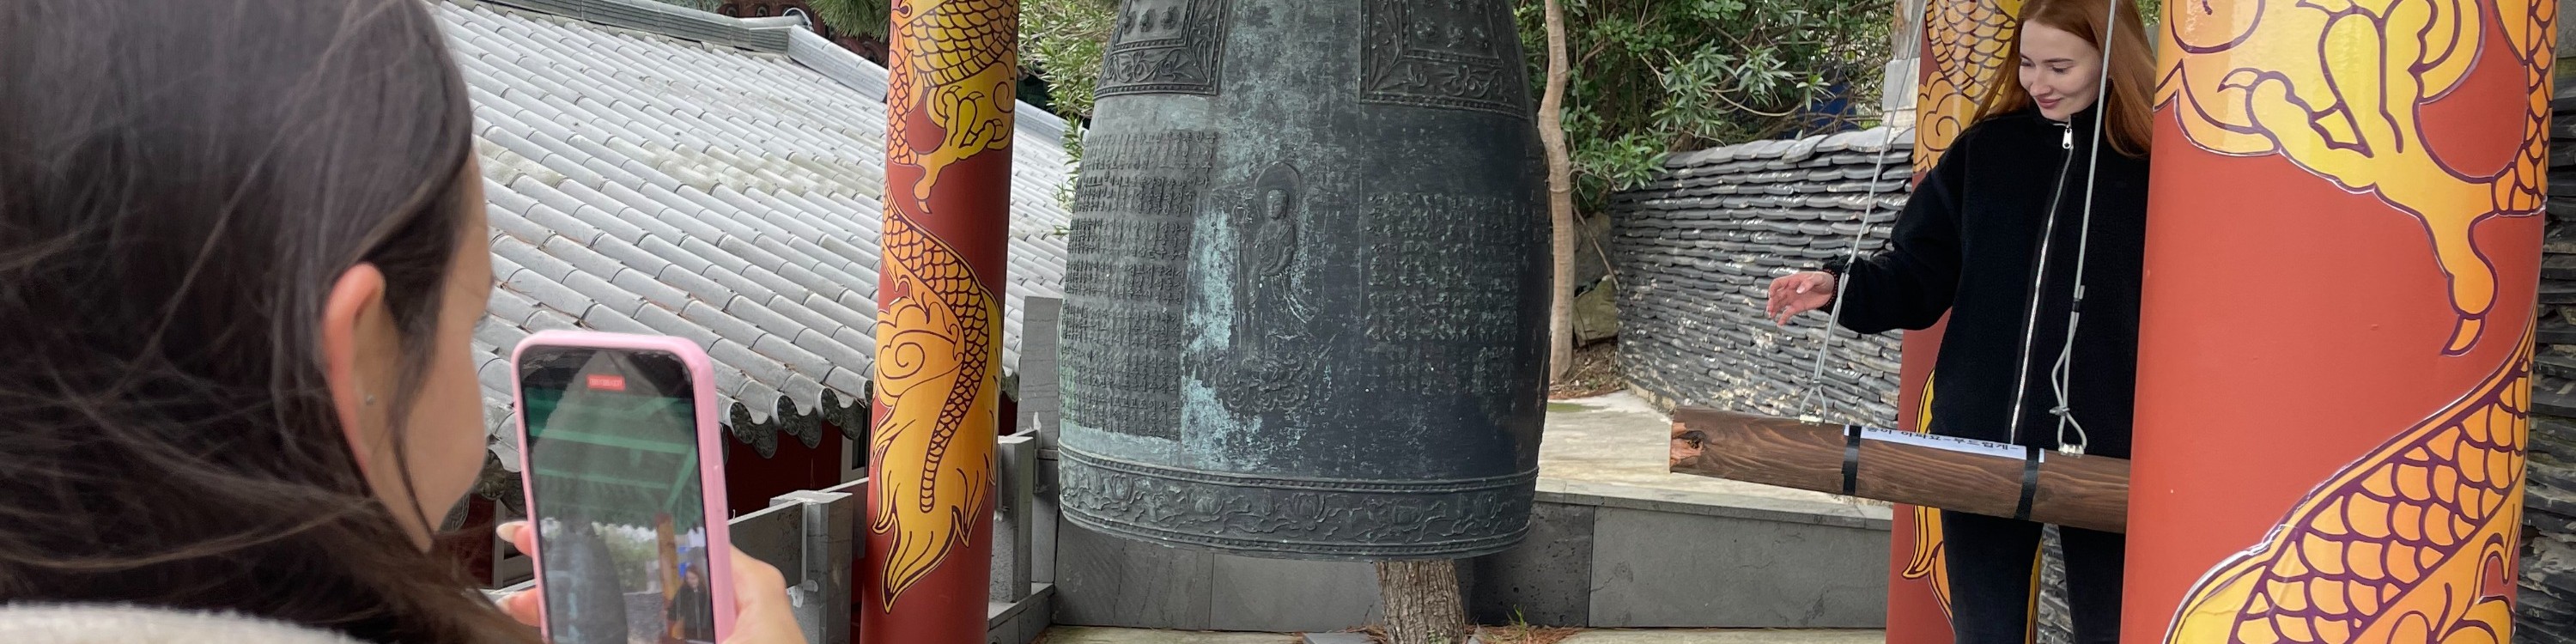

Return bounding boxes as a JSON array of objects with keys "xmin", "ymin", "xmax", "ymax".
[{"xmin": 1047, "ymin": 392, "xmax": 1894, "ymax": 632}]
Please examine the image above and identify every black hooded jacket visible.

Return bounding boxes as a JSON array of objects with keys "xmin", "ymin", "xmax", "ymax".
[{"xmin": 1824, "ymin": 106, "xmax": 2149, "ymax": 459}]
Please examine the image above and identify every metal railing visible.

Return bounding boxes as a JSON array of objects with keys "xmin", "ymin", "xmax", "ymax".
[{"xmin": 489, "ymin": 430, "xmax": 1052, "ymax": 644}]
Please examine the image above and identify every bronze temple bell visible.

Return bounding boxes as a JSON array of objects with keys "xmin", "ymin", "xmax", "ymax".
[{"xmin": 1055, "ymin": 0, "xmax": 1551, "ymax": 560}]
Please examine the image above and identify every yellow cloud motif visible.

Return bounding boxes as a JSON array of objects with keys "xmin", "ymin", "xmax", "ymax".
[
  {"xmin": 2165, "ymin": 334, "xmax": 2530, "ymax": 643},
  {"xmin": 2157, "ymin": 0, "xmax": 2556, "ymax": 355}
]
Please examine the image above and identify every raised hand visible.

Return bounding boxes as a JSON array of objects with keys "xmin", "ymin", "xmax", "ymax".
[{"xmin": 1765, "ymin": 271, "xmax": 1838, "ymax": 325}]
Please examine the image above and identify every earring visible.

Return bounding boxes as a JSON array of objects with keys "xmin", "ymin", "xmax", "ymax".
[{"xmin": 365, "ymin": 394, "xmax": 377, "ymax": 407}]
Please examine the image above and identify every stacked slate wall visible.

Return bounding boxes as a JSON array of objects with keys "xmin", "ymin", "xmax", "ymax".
[
  {"xmin": 1608, "ymin": 127, "xmax": 1914, "ymax": 427},
  {"xmin": 2514, "ymin": 63, "xmax": 2576, "ymax": 644}
]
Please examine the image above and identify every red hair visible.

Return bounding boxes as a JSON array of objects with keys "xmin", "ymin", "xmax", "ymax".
[{"xmin": 1971, "ymin": 0, "xmax": 2157, "ymax": 156}]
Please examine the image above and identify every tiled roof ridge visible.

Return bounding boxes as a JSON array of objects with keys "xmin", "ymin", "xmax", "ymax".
[
  {"xmin": 443, "ymin": 0, "xmax": 1076, "ymax": 465},
  {"xmin": 476, "ymin": 0, "xmax": 800, "ymax": 53},
  {"xmin": 473, "ymin": 0, "xmax": 1072, "ymax": 143},
  {"xmin": 1660, "ymin": 126, "xmax": 1913, "ymax": 170}
]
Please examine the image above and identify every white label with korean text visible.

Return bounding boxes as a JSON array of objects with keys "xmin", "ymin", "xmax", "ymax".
[{"xmin": 1856, "ymin": 427, "xmax": 2024, "ymax": 460}]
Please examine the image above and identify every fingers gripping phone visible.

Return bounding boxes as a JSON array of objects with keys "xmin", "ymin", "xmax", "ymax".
[{"xmin": 513, "ymin": 331, "xmax": 735, "ymax": 644}]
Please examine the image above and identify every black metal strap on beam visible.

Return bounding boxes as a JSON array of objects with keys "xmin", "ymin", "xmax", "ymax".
[
  {"xmin": 2014, "ymin": 447, "xmax": 2043, "ymax": 521},
  {"xmin": 1840, "ymin": 424, "xmax": 1863, "ymax": 496}
]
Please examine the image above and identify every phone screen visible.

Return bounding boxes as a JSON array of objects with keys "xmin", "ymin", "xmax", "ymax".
[{"xmin": 518, "ymin": 346, "xmax": 717, "ymax": 644}]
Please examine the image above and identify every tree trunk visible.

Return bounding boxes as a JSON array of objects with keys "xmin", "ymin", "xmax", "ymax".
[
  {"xmin": 1538, "ymin": 0, "xmax": 1577, "ymax": 384},
  {"xmin": 1375, "ymin": 560, "xmax": 1467, "ymax": 644}
]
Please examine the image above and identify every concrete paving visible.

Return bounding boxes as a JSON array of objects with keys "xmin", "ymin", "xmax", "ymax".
[
  {"xmin": 1038, "ymin": 627, "xmax": 1886, "ymax": 644},
  {"xmin": 1040, "ymin": 626, "xmax": 1300, "ymax": 643},
  {"xmin": 1557, "ymin": 629, "xmax": 1885, "ymax": 643},
  {"xmin": 1539, "ymin": 392, "xmax": 1867, "ymax": 508}
]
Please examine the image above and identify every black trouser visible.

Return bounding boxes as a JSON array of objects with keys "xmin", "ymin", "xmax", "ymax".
[{"xmin": 1943, "ymin": 511, "xmax": 2126, "ymax": 644}]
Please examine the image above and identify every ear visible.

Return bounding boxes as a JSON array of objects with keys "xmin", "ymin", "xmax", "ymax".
[{"xmin": 320, "ymin": 263, "xmax": 398, "ymax": 474}]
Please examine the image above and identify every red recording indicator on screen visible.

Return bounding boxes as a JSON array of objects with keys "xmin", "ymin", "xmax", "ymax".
[{"xmin": 586, "ymin": 374, "xmax": 627, "ymax": 392}]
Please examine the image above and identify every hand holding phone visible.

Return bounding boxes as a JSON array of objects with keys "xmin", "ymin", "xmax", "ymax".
[
  {"xmin": 496, "ymin": 522, "xmax": 804, "ymax": 644},
  {"xmin": 508, "ymin": 331, "xmax": 805, "ymax": 644}
]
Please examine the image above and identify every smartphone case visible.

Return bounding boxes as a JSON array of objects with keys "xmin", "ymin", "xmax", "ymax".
[{"xmin": 511, "ymin": 330, "xmax": 737, "ymax": 642}]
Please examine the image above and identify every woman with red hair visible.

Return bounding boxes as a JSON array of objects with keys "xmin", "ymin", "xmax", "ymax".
[{"xmin": 1767, "ymin": 0, "xmax": 2158, "ymax": 640}]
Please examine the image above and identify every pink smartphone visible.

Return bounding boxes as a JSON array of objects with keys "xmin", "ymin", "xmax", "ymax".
[{"xmin": 512, "ymin": 331, "xmax": 736, "ymax": 644}]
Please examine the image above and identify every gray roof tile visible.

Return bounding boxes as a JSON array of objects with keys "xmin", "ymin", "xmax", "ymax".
[
  {"xmin": 793, "ymin": 329, "xmax": 871, "ymax": 371},
  {"xmin": 476, "ymin": 318, "xmax": 532, "ymax": 352},
  {"xmin": 586, "ymin": 234, "xmax": 665, "ymax": 276},
  {"xmin": 716, "ymin": 236, "xmax": 793, "ymax": 275},
  {"xmin": 633, "ymin": 301, "xmax": 722, "ymax": 347},
  {"xmin": 657, "ymin": 262, "xmax": 732, "ymax": 303},
  {"xmin": 515, "ymin": 185, "xmax": 597, "ymax": 230},
  {"xmin": 477, "ymin": 355, "xmax": 515, "ymax": 395},
  {"xmin": 820, "ymin": 368, "xmax": 866, "ymax": 400},
  {"xmin": 801, "ymin": 293, "xmax": 873, "ymax": 331},
  {"xmin": 768, "ymin": 296, "xmax": 845, "ymax": 340},
  {"xmin": 735, "ymin": 264, "xmax": 805, "ymax": 301},
  {"xmin": 679, "ymin": 298, "xmax": 766, "ymax": 345},
  {"xmin": 578, "ymin": 302, "xmax": 657, "ymax": 336},
  {"xmin": 492, "ymin": 240, "xmax": 574, "ymax": 287},
  {"xmin": 609, "ymin": 267, "xmax": 693, "ymax": 310},
  {"xmin": 699, "ymin": 264, "xmax": 772, "ymax": 302},
  {"xmin": 487, "ymin": 203, "xmax": 552, "ymax": 244},
  {"xmin": 537, "ymin": 234, "xmax": 632, "ymax": 282},
  {"xmin": 828, "ymin": 325, "xmax": 873, "ymax": 354},
  {"xmin": 732, "ymin": 381, "xmax": 785, "ymax": 423},
  {"xmin": 576, "ymin": 156, "xmax": 647, "ymax": 187},
  {"xmin": 722, "ymin": 294, "xmax": 808, "ymax": 340},
  {"xmin": 707, "ymin": 338, "xmax": 790, "ymax": 397},
  {"xmin": 771, "ymin": 261, "xmax": 842, "ymax": 301},
  {"xmin": 489, "ymin": 253, "xmax": 526, "ymax": 282},
  {"xmin": 506, "ymin": 280, "xmax": 588, "ymax": 325},
  {"xmin": 678, "ymin": 236, "xmax": 751, "ymax": 275},
  {"xmin": 486, "ymin": 287, "xmax": 543, "ymax": 323},
  {"xmin": 446, "ymin": 0, "xmax": 1067, "ymax": 457},
  {"xmin": 525, "ymin": 307, "xmax": 581, "ymax": 332},
  {"xmin": 559, "ymin": 270, "xmax": 646, "ymax": 319},
  {"xmin": 634, "ymin": 234, "xmax": 712, "ymax": 275},
  {"xmin": 833, "ymin": 290, "xmax": 872, "ymax": 317},
  {"xmin": 775, "ymin": 373, "xmax": 828, "ymax": 416},
  {"xmin": 751, "ymin": 334, "xmax": 834, "ymax": 380}
]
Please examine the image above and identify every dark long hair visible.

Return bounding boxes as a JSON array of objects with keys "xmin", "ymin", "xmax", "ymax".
[
  {"xmin": 0, "ymin": 1, "xmax": 530, "ymax": 641},
  {"xmin": 1971, "ymin": 0, "xmax": 2156, "ymax": 156}
]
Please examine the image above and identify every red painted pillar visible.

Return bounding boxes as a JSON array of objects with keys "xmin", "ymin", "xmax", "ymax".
[
  {"xmin": 2125, "ymin": 0, "xmax": 2553, "ymax": 641},
  {"xmin": 1885, "ymin": 319, "xmax": 1953, "ymax": 644},
  {"xmin": 1883, "ymin": 0, "xmax": 2030, "ymax": 640},
  {"xmin": 865, "ymin": 0, "xmax": 1017, "ymax": 641}
]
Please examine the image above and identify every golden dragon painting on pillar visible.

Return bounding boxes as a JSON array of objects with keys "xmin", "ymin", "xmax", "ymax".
[
  {"xmin": 886, "ymin": 0, "xmax": 1018, "ymax": 204},
  {"xmin": 870, "ymin": 0, "xmax": 1016, "ymax": 611},
  {"xmin": 2156, "ymin": 0, "xmax": 2553, "ymax": 640},
  {"xmin": 2165, "ymin": 334, "xmax": 2530, "ymax": 643},
  {"xmin": 2157, "ymin": 0, "xmax": 2555, "ymax": 355}
]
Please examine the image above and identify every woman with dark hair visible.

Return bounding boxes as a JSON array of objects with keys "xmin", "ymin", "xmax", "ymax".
[
  {"xmin": 1763, "ymin": 0, "xmax": 2155, "ymax": 641},
  {"xmin": 0, "ymin": 1, "xmax": 799, "ymax": 642}
]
